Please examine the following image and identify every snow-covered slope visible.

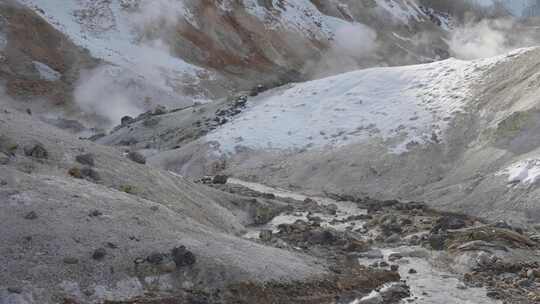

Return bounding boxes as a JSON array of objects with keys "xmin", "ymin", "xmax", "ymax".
[
  {"xmin": 207, "ymin": 54, "xmax": 509, "ymax": 154},
  {"xmin": 137, "ymin": 47, "xmax": 540, "ymax": 224}
]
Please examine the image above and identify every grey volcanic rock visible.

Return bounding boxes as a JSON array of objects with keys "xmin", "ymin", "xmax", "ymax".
[{"xmin": 0, "ymin": 109, "xmax": 326, "ymax": 304}]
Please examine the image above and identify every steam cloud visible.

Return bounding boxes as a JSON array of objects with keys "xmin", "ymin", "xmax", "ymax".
[
  {"xmin": 305, "ymin": 22, "xmax": 379, "ymax": 78},
  {"xmin": 74, "ymin": 67, "xmax": 142, "ymax": 127}
]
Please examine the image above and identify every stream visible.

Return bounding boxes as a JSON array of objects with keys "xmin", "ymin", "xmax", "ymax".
[{"xmin": 227, "ymin": 178, "xmax": 501, "ymax": 304}]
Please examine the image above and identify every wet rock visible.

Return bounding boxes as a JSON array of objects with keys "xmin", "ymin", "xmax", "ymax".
[
  {"xmin": 428, "ymin": 233, "xmax": 447, "ymax": 250},
  {"xmin": 127, "ymin": 151, "xmax": 146, "ymax": 164},
  {"xmin": 92, "ymin": 248, "xmax": 107, "ymax": 261},
  {"xmin": 476, "ymin": 252, "xmax": 497, "ymax": 268},
  {"xmin": 379, "ymin": 261, "xmax": 389, "ymax": 267},
  {"xmin": 358, "ymin": 291, "xmax": 383, "ymax": 304},
  {"xmin": 359, "ymin": 250, "xmax": 384, "ymax": 259},
  {"xmin": 171, "ymin": 246, "xmax": 196, "ymax": 267},
  {"xmin": 0, "ymin": 152, "xmax": 9, "ymax": 165},
  {"xmin": 24, "ymin": 211, "xmax": 37, "ymax": 220},
  {"xmin": 326, "ymin": 204, "xmax": 338, "ymax": 215},
  {"xmin": 143, "ymin": 117, "xmax": 160, "ymax": 127},
  {"xmin": 388, "ymin": 252, "xmax": 403, "ymax": 262},
  {"xmin": 385, "ymin": 234, "xmax": 401, "ymax": 244},
  {"xmin": 343, "ymin": 239, "xmax": 369, "ymax": 252},
  {"xmin": 259, "ymin": 230, "xmax": 273, "ymax": 242},
  {"xmin": 380, "ymin": 282, "xmax": 410, "ymax": 302},
  {"xmin": 23, "ymin": 142, "xmax": 48, "ymax": 159},
  {"xmin": 212, "ymin": 175, "xmax": 229, "ymax": 184},
  {"xmin": 75, "ymin": 153, "xmax": 95, "ymax": 166}
]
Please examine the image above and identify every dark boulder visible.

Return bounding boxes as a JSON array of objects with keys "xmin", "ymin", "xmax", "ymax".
[
  {"xmin": 76, "ymin": 153, "xmax": 95, "ymax": 166},
  {"xmin": 127, "ymin": 151, "xmax": 146, "ymax": 164},
  {"xmin": 92, "ymin": 248, "xmax": 107, "ymax": 260},
  {"xmin": 121, "ymin": 116, "xmax": 134, "ymax": 126},
  {"xmin": 23, "ymin": 142, "xmax": 48, "ymax": 159},
  {"xmin": 171, "ymin": 246, "xmax": 196, "ymax": 267},
  {"xmin": 212, "ymin": 175, "xmax": 229, "ymax": 184}
]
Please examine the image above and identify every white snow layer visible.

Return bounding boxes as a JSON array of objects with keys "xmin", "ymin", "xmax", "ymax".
[
  {"xmin": 208, "ymin": 50, "xmax": 530, "ymax": 154},
  {"xmin": 498, "ymin": 159, "xmax": 540, "ymax": 185}
]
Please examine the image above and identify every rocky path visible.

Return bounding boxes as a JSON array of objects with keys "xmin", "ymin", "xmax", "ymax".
[{"xmin": 220, "ymin": 178, "xmax": 540, "ymax": 304}]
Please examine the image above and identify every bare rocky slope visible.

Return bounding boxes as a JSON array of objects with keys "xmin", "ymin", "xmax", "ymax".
[{"xmin": 4, "ymin": 0, "xmax": 455, "ymax": 129}]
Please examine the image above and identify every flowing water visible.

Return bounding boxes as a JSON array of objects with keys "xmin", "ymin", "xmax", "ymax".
[{"xmin": 228, "ymin": 178, "xmax": 501, "ymax": 304}]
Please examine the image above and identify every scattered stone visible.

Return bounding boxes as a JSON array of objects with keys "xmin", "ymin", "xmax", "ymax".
[
  {"xmin": 388, "ymin": 252, "xmax": 403, "ymax": 262},
  {"xmin": 158, "ymin": 261, "xmax": 177, "ymax": 273},
  {"xmin": 259, "ymin": 230, "xmax": 273, "ymax": 242},
  {"xmin": 390, "ymin": 264, "xmax": 399, "ymax": 272},
  {"xmin": 326, "ymin": 204, "xmax": 338, "ymax": 215},
  {"xmin": 23, "ymin": 142, "xmax": 48, "ymax": 159},
  {"xmin": 408, "ymin": 268, "xmax": 417, "ymax": 274},
  {"xmin": 75, "ymin": 153, "xmax": 95, "ymax": 166},
  {"xmin": 68, "ymin": 167, "xmax": 82, "ymax": 179},
  {"xmin": 88, "ymin": 210, "xmax": 102, "ymax": 217},
  {"xmin": 24, "ymin": 211, "xmax": 37, "ymax": 220},
  {"xmin": 105, "ymin": 242, "xmax": 118, "ymax": 249},
  {"xmin": 63, "ymin": 257, "xmax": 79, "ymax": 265},
  {"xmin": 212, "ymin": 175, "xmax": 229, "ymax": 184},
  {"xmin": 127, "ymin": 151, "xmax": 146, "ymax": 164},
  {"xmin": 146, "ymin": 252, "xmax": 165, "ymax": 264},
  {"xmin": 142, "ymin": 117, "xmax": 160, "ymax": 127},
  {"xmin": 457, "ymin": 283, "xmax": 467, "ymax": 290},
  {"xmin": 7, "ymin": 287, "xmax": 22, "ymax": 294},
  {"xmin": 358, "ymin": 291, "xmax": 383, "ymax": 304},
  {"xmin": 380, "ymin": 282, "xmax": 410, "ymax": 302},
  {"xmin": 0, "ymin": 152, "xmax": 9, "ymax": 165},
  {"xmin": 92, "ymin": 248, "xmax": 107, "ymax": 261},
  {"xmin": 153, "ymin": 105, "xmax": 167, "ymax": 115},
  {"xmin": 385, "ymin": 234, "xmax": 401, "ymax": 244},
  {"xmin": 359, "ymin": 250, "xmax": 384, "ymax": 259},
  {"xmin": 379, "ymin": 261, "xmax": 389, "ymax": 267},
  {"xmin": 428, "ymin": 233, "xmax": 447, "ymax": 250},
  {"xmin": 150, "ymin": 205, "xmax": 159, "ymax": 212},
  {"xmin": 121, "ymin": 116, "xmax": 134, "ymax": 126},
  {"xmin": 80, "ymin": 167, "xmax": 101, "ymax": 182},
  {"xmin": 171, "ymin": 246, "xmax": 196, "ymax": 267},
  {"xmin": 120, "ymin": 185, "xmax": 137, "ymax": 194}
]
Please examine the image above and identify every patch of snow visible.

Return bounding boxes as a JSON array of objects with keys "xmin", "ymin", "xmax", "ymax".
[
  {"xmin": 18, "ymin": 0, "xmax": 212, "ymax": 93},
  {"xmin": 208, "ymin": 51, "xmax": 523, "ymax": 155},
  {"xmin": 497, "ymin": 158, "xmax": 540, "ymax": 185},
  {"xmin": 33, "ymin": 61, "xmax": 62, "ymax": 81},
  {"xmin": 374, "ymin": 0, "xmax": 424, "ymax": 24}
]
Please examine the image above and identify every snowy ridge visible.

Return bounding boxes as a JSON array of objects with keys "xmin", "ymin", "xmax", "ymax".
[{"xmin": 207, "ymin": 50, "xmax": 530, "ymax": 155}]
